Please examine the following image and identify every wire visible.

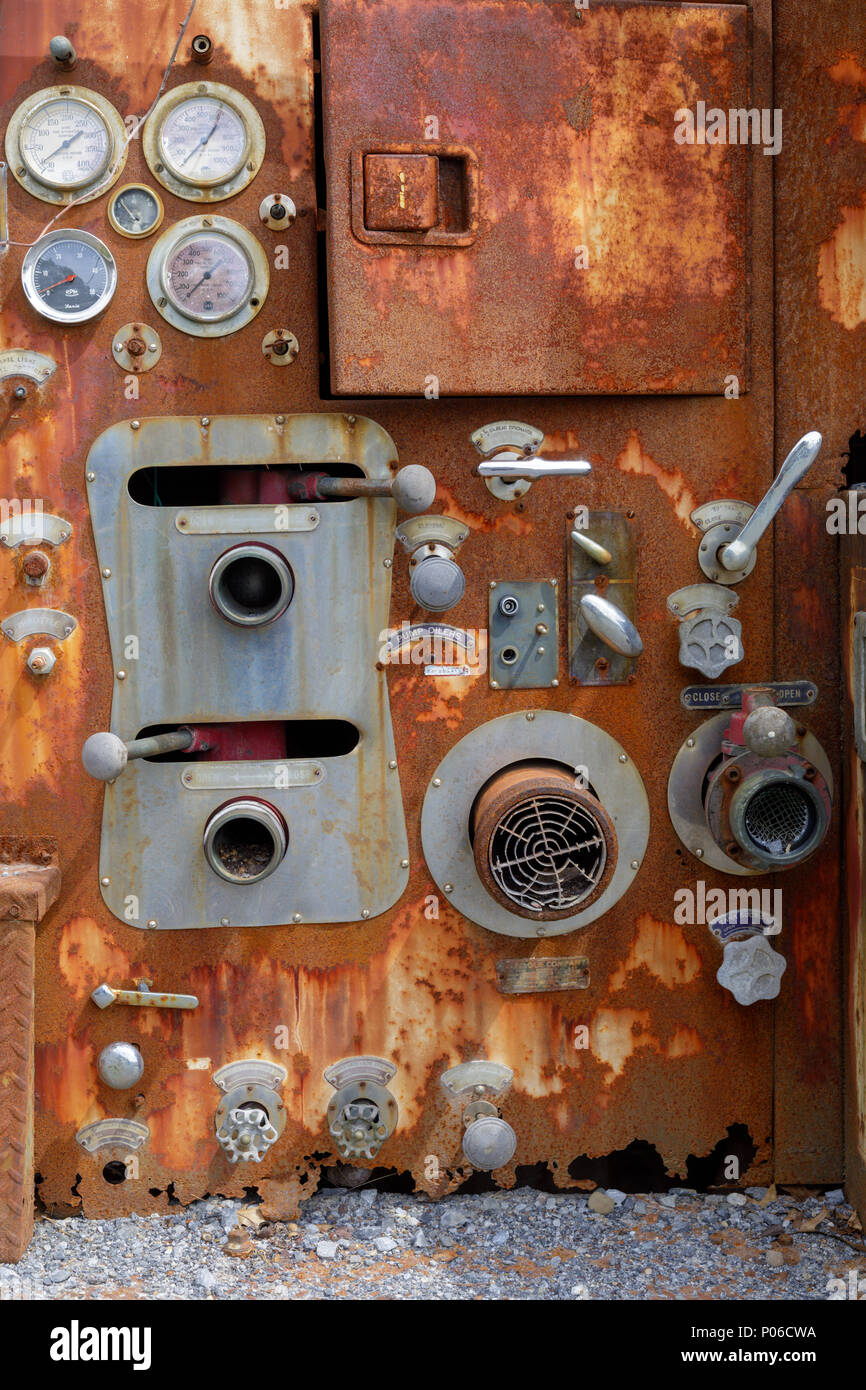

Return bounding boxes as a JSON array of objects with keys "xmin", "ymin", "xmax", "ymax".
[{"xmin": 0, "ymin": 0, "xmax": 197, "ymax": 250}]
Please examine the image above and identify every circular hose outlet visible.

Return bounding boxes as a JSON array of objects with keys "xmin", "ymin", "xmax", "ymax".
[
  {"xmin": 203, "ymin": 798, "xmax": 288, "ymax": 884},
  {"xmin": 208, "ymin": 543, "xmax": 294, "ymax": 627}
]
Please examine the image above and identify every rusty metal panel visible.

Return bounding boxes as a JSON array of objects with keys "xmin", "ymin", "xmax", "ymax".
[
  {"xmin": 772, "ymin": 0, "xmax": 866, "ymax": 1192},
  {"xmin": 1, "ymin": 0, "xmax": 842, "ymax": 1249},
  {"xmin": 841, "ymin": 523, "xmax": 866, "ymax": 1225},
  {"xmin": 321, "ymin": 0, "xmax": 751, "ymax": 397}
]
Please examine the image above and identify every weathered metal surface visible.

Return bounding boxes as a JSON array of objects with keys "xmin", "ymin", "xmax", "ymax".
[
  {"xmin": 322, "ymin": 0, "xmax": 751, "ymax": 396},
  {"xmin": 1, "ymin": 0, "xmax": 843, "ymax": 1243},
  {"xmin": 772, "ymin": 0, "xmax": 866, "ymax": 1191},
  {"xmin": 841, "ymin": 523, "xmax": 866, "ymax": 1225},
  {"xmin": 0, "ymin": 845, "xmax": 59, "ymax": 1262}
]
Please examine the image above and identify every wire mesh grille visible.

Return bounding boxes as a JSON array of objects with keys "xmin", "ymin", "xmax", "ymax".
[
  {"xmin": 487, "ymin": 793, "xmax": 608, "ymax": 912},
  {"xmin": 743, "ymin": 782, "xmax": 814, "ymax": 856}
]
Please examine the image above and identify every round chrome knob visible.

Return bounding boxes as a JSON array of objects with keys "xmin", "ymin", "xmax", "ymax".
[
  {"xmin": 97, "ymin": 1042, "xmax": 144, "ymax": 1090},
  {"xmin": 462, "ymin": 1115, "xmax": 517, "ymax": 1171}
]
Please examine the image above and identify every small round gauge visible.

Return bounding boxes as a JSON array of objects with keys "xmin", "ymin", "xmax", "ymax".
[
  {"xmin": 21, "ymin": 230, "xmax": 117, "ymax": 324},
  {"xmin": 107, "ymin": 183, "xmax": 164, "ymax": 239},
  {"xmin": 147, "ymin": 216, "xmax": 269, "ymax": 337},
  {"xmin": 143, "ymin": 82, "xmax": 265, "ymax": 203},
  {"xmin": 5, "ymin": 86, "xmax": 127, "ymax": 204}
]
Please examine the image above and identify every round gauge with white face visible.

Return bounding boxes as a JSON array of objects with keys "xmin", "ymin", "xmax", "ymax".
[
  {"xmin": 143, "ymin": 82, "xmax": 265, "ymax": 202},
  {"xmin": 21, "ymin": 230, "xmax": 117, "ymax": 324},
  {"xmin": 146, "ymin": 216, "xmax": 269, "ymax": 337},
  {"xmin": 108, "ymin": 183, "xmax": 164, "ymax": 239},
  {"xmin": 5, "ymin": 86, "xmax": 127, "ymax": 204}
]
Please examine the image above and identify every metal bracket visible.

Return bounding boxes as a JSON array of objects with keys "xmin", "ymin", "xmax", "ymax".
[
  {"xmin": 76, "ymin": 1119, "xmax": 150, "ymax": 1154},
  {"xmin": 440, "ymin": 1061, "xmax": 514, "ymax": 1098},
  {"xmin": 1, "ymin": 608, "xmax": 76, "ymax": 642},
  {"xmin": 0, "ymin": 513, "xmax": 71, "ymax": 549}
]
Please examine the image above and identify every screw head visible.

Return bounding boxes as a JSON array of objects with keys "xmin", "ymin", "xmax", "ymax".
[
  {"xmin": 116, "ymin": 670, "xmax": 127, "ymax": 680},
  {"xmin": 388, "ymin": 759, "xmax": 397, "ymax": 770},
  {"xmin": 220, "ymin": 917, "xmax": 230, "ymax": 927},
  {"xmin": 100, "ymin": 876, "xmax": 111, "ymax": 886},
  {"xmin": 361, "ymin": 909, "xmax": 371, "ymax": 919},
  {"xmin": 618, "ymin": 753, "xmax": 627, "ymax": 763},
  {"xmin": 686, "ymin": 737, "xmax": 695, "ymax": 748},
  {"xmin": 130, "ymin": 420, "xmax": 140, "ymax": 430},
  {"xmin": 526, "ymin": 712, "xmax": 535, "ymax": 721},
  {"xmin": 383, "ymin": 559, "xmax": 392, "ymax": 569},
  {"xmin": 444, "ymin": 883, "xmax": 453, "ymax": 893},
  {"xmin": 400, "ymin": 858, "xmax": 409, "ymax": 868},
  {"xmin": 630, "ymin": 860, "xmax": 639, "ymax": 870},
  {"xmin": 292, "ymin": 912, "xmax": 302, "ymax": 923},
  {"xmin": 146, "ymin": 919, "xmax": 157, "ymax": 929},
  {"xmin": 695, "ymin": 848, "xmax": 704, "ymax": 859},
  {"xmin": 101, "ymin": 567, "xmax": 112, "ymax": 578},
  {"xmin": 86, "ymin": 472, "xmax": 95, "ymax": 481},
  {"xmin": 432, "ymin": 777, "xmax": 442, "ymax": 787}
]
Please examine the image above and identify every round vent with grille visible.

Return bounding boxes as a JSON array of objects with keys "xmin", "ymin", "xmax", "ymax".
[{"xmin": 470, "ymin": 763, "xmax": 618, "ymax": 919}]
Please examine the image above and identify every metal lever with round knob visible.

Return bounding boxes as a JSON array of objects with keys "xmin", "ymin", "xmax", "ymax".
[
  {"xmin": 82, "ymin": 728, "xmax": 195, "ymax": 781},
  {"xmin": 284, "ymin": 464, "xmax": 436, "ymax": 514},
  {"xmin": 578, "ymin": 593, "xmax": 643, "ymax": 658},
  {"xmin": 718, "ymin": 431, "xmax": 822, "ymax": 574}
]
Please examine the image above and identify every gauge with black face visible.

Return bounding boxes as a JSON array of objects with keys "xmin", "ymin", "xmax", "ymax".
[
  {"xmin": 21, "ymin": 230, "xmax": 117, "ymax": 323},
  {"xmin": 108, "ymin": 183, "xmax": 164, "ymax": 239}
]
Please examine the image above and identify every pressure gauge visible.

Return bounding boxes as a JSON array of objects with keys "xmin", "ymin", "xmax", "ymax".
[
  {"xmin": 142, "ymin": 82, "xmax": 265, "ymax": 202},
  {"xmin": 146, "ymin": 216, "xmax": 269, "ymax": 337},
  {"xmin": 21, "ymin": 230, "xmax": 117, "ymax": 324},
  {"xmin": 4, "ymin": 86, "xmax": 127, "ymax": 204},
  {"xmin": 107, "ymin": 183, "xmax": 164, "ymax": 239}
]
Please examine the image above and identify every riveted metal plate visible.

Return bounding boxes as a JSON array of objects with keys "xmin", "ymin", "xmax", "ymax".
[
  {"xmin": 488, "ymin": 580, "xmax": 558, "ymax": 689},
  {"xmin": 441, "ymin": 1060, "xmax": 513, "ymax": 1096},
  {"xmin": 86, "ymin": 414, "xmax": 408, "ymax": 929},
  {"xmin": 1, "ymin": 608, "xmax": 76, "ymax": 642},
  {"xmin": 680, "ymin": 681, "xmax": 819, "ymax": 712},
  {"xmin": 568, "ymin": 511, "xmax": 637, "ymax": 684},
  {"xmin": 0, "ymin": 511, "xmax": 71, "ymax": 549},
  {"xmin": 495, "ymin": 957, "xmax": 590, "ymax": 994},
  {"xmin": 175, "ymin": 505, "xmax": 319, "ymax": 535},
  {"xmin": 76, "ymin": 1119, "xmax": 150, "ymax": 1154}
]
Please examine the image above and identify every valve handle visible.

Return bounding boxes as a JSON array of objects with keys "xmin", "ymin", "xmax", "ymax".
[
  {"xmin": 720, "ymin": 431, "xmax": 822, "ymax": 573},
  {"xmin": 579, "ymin": 593, "xmax": 643, "ymax": 658}
]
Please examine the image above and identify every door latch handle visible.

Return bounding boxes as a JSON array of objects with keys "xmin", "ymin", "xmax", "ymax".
[
  {"xmin": 719, "ymin": 431, "xmax": 822, "ymax": 574},
  {"xmin": 579, "ymin": 593, "xmax": 643, "ymax": 657}
]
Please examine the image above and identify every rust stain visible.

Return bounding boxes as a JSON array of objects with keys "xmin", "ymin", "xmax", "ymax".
[
  {"xmin": 36, "ymin": 1031, "xmax": 97, "ymax": 1127},
  {"xmin": 609, "ymin": 914, "xmax": 703, "ymax": 992},
  {"xmin": 58, "ymin": 917, "xmax": 130, "ymax": 1001},
  {"xmin": 614, "ymin": 430, "xmax": 700, "ymax": 532},
  {"xmin": 818, "ymin": 199, "xmax": 866, "ymax": 329}
]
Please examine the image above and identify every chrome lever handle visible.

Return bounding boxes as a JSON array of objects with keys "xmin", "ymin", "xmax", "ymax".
[
  {"xmin": 579, "ymin": 594, "xmax": 643, "ymax": 657},
  {"xmin": 82, "ymin": 729, "xmax": 194, "ymax": 781},
  {"xmin": 720, "ymin": 431, "xmax": 822, "ymax": 573},
  {"xmin": 477, "ymin": 456, "xmax": 591, "ymax": 480}
]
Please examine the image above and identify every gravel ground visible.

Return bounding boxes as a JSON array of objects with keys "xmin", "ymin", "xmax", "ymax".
[{"xmin": 2, "ymin": 1184, "xmax": 863, "ymax": 1300}]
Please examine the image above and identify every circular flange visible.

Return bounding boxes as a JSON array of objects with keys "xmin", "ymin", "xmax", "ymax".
[
  {"xmin": 667, "ymin": 713, "xmax": 833, "ymax": 875},
  {"xmin": 697, "ymin": 519, "xmax": 757, "ymax": 585},
  {"xmin": 146, "ymin": 215, "xmax": 269, "ymax": 338},
  {"xmin": 5, "ymin": 85, "xmax": 127, "ymax": 205},
  {"xmin": 142, "ymin": 81, "xmax": 265, "ymax": 203},
  {"xmin": 421, "ymin": 711, "xmax": 649, "ymax": 938},
  {"xmin": 111, "ymin": 322, "xmax": 162, "ymax": 373},
  {"xmin": 261, "ymin": 328, "xmax": 299, "ymax": 365}
]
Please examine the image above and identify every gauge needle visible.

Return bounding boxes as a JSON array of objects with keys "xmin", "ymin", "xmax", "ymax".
[
  {"xmin": 180, "ymin": 106, "xmax": 223, "ymax": 166},
  {"xmin": 39, "ymin": 129, "xmax": 83, "ymax": 165},
  {"xmin": 39, "ymin": 274, "xmax": 76, "ymax": 294},
  {"xmin": 117, "ymin": 196, "xmax": 141, "ymax": 224},
  {"xmin": 184, "ymin": 260, "xmax": 223, "ymax": 299}
]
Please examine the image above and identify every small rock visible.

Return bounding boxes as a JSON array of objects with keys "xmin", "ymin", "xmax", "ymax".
[
  {"xmin": 588, "ymin": 1190, "xmax": 616, "ymax": 1215},
  {"xmin": 442, "ymin": 1209, "xmax": 469, "ymax": 1229},
  {"xmin": 412, "ymin": 1230, "xmax": 427, "ymax": 1249},
  {"xmin": 359, "ymin": 1190, "xmax": 378, "ymax": 1206},
  {"xmin": 316, "ymin": 1241, "xmax": 339, "ymax": 1260},
  {"xmin": 825, "ymin": 1189, "xmax": 846, "ymax": 1206},
  {"xmin": 633, "ymin": 1200, "xmax": 647, "ymax": 1216},
  {"xmin": 727, "ymin": 1193, "xmax": 747, "ymax": 1207},
  {"xmin": 658, "ymin": 1195, "xmax": 677, "ymax": 1208},
  {"xmin": 491, "ymin": 1228, "xmax": 509, "ymax": 1246},
  {"xmin": 746, "ymin": 1186, "xmax": 768, "ymax": 1199},
  {"xmin": 374, "ymin": 1236, "xmax": 397, "ymax": 1253},
  {"xmin": 766, "ymin": 1249, "xmax": 784, "ymax": 1268},
  {"xmin": 195, "ymin": 1270, "xmax": 217, "ymax": 1291},
  {"xmin": 606, "ymin": 1189, "xmax": 628, "ymax": 1206}
]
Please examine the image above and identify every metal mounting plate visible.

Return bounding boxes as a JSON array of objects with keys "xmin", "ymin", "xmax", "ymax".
[
  {"xmin": 488, "ymin": 580, "xmax": 558, "ymax": 689},
  {"xmin": 86, "ymin": 414, "xmax": 409, "ymax": 929},
  {"xmin": 421, "ymin": 711, "xmax": 649, "ymax": 937},
  {"xmin": 568, "ymin": 511, "xmax": 637, "ymax": 684}
]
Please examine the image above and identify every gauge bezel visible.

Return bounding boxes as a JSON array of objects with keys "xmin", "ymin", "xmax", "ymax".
[
  {"xmin": 146, "ymin": 215, "xmax": 269, "ymax": 338},
  {"xmin": 142, "ymin": 82, "xmax": 265, "ymax": 203},
  {"xmin": 163, "ymin": 230, "xmax": 254, "ymax": 323},
  {"xmin": 107, "ymin": 183, "xmax": 165, "ymax": 240},
  {"xmin": 5, "ymin": 85, "xmax": 127, "ymax": 205},
  {"xmin": 21, "ymin": 229, "xmax": 118, "ymax": 325}
]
